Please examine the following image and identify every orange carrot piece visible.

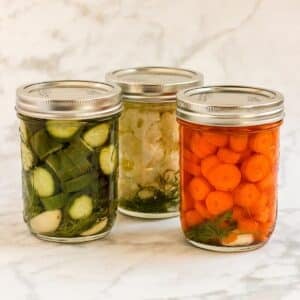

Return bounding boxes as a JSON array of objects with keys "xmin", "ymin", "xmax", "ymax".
[
  {"xmin": 207, "ymin": 163, "xmax": 241, "ymax": 191},
  {"xmin": 229, "ymin": 134, "xmax": 248, "ymax": 152},
  {"xmin": 238, "ymin": 218, "xmax": 259, "ymax": 233},
  {"xmin": 253, "ymin": 206, "xmax": 270, "ymax": 223},
  {"xmin": 239, "ymin": 149, "xmax": 252, "ymax": 162},
  {"xmin": 185, "ymin": 210, "xmax": 204, "ymax": 228},
  {"xmin": 188, "ymin": 177, "xmax": 211, "ymax": 201},
  {"xmin": 183, "ymin": 160, "xmax": 202, "ymax": 177},
  {"xmin": 234, "ymin": 183, "xmax": 260, "ymax": 209},
  {"xmin": 232, "ymin": 206, "xmax": 245, "ymax": 221},
  {"xmin": 195, "ymin": 201, "xmax": 212, "ymax": 219},
  {"xmin": 205, "ymin": 191, "xmax": 234, "ymax": 215},
  {"xmin": 249, "ymin": 131, "xmax": 275, "ymax": 155},
  {"xmin": 190, "ymin": 133, "xmax": 217, "ymax": 159},
  {"xmin": 222, "ymin": 232, "xmax": 238, "ymax": 244},
  {"xmin": 217, "ymin": 148, "xmax": 241, "ymax": 164},
  {"xmin": 183, "ymin": 149, "xmax": 201, "ymax": 164},
  {"xmin": 249, "ymin": 191, "xmax": 269, "ymax": 214},
  {"xmin": 202, "ymin": 131, "xmax": 228, "ymax": 147},
  {"xmin": 257, "ymin": 173, "xmax": 275, "ymax": 191},
  {"xmin": 201, "ymin": 155, "xmax": 220, "ymax": 179},
  {"xmin": 181, "ymin": 192, "xmax": 194, "ymax": 212},
  {"xmin": 257, "ymin": 221, "xmax": 273, "ymax": 242},
  {"xmin": 241, "ymin": 154, "xmax": 271, "ymax": 182}
]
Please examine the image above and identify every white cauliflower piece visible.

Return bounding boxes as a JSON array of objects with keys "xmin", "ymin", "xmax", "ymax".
[
  {"xmin": 118, "ymin": 178, "xmax": 139, "ymax": 200},
  {"xmin": 161, "ymin": 150, "xmax": 179, "ymax": 173},
  {"xmin": 160, "ymin": 111, "xmax": 179, "ymax": 144}
]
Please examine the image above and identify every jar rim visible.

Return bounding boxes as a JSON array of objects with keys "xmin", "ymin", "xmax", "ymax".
[
  {"xmin": 176, "ymin": 85, "xmax": 284, "ymax": 127},
  {"xmin": 16, "ymin": 80, "xmax": 122, "ymax": 120}
]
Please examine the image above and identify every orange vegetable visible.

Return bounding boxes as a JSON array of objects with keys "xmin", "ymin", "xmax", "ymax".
[
  {"xmin": 183, "ymin": 149, "xmax": 201, "ymax": 164},
  {"xmin": 241, "ymin": 154, "xmax": 271, "ymax": 182},
  {"xmin": 190, "ymin": 133, "xmax": 217, "ymax": 159},
  {"xmin": 239, "ymin": 149, "xmax": 252, "ymax": 162},
  {"xmin": 183, "ymin": 160, "xmax": 202, "ymax": 177},
  {"xmin": 181, "ymin": 192, "xmax": 194, "ymax": 212},
  {"xmin": 257, "ymin": 173, "xmax": 275, "ymax": 191},
  {"xmin": 195, "ymin": 201, "xmax": 212, "ymax": 219},
  {"xmin": 185, "ymin": 210, "xmax": 203, "ymax": 228},
  {"xmin": 234, "ymin": 183, "xmax": 260, "ymax": 209},
  {"xmin": 201, "ymin": 155, "xmax": 220, "ymax": 179},
  {"xmin": 202, "ymin": 131, "xmax": 228, "ymax": 147},
  {"xmin": 188, "ymin": 177, "xmax": 211, "ymax": 201},
  {"xmin": 238, "ymin": 218, "xmax": 259, "ymax": 233},
  {"xmin": 232, "ymin": 206, "xmax": 245, "ymax": 221},
  {"xmin": 222, "ymin": 232, "xmax": 238, "ymax": 244},
  {"xmin": 249, "ymin": 191, "xmax": 269, "ymax": 214},
  {"xmin": 229, "ymin": 134, "xmax": 248, "ymax": 152},
  {"xmin": 217, "ymin": 148, "xmax": 241, "ymax": 164},
  {"xmin": 253, "ymin": 206, "xmax": 270, "ymax": 223},
  {"xmin": 249, "ymin": 131, "xmax": 275, "ymax": 155},
  {"xmin": 257, "ymin": 221, "xmax": 273, "ymax": 242},
  {"xmin": 205, "ymin": 191, "xmax": 234, "ymax": 215},
  {"xmin": 207, "ymin": 163, "xmax": 241, "ymax": 191}
]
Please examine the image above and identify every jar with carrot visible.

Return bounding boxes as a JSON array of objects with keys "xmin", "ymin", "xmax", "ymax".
[{"xmin": 177, "ymin": 86, "xmax": 284, "ymax": 252}]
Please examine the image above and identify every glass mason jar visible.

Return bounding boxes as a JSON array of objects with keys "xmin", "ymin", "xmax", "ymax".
[
  {"xmin": 16, "ymin": 80, "xmax": 122, "ymax": 243},
  {"xmin": 106, "ymin": 67, "xmax": 203, "ymax": 218},
  {"xmin": 177, "ymin": 86, "xmax": 284, "ymax": 252}
]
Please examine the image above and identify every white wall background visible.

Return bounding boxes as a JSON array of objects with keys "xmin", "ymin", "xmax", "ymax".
[{"xmin": 0, "ymin": 0, "xmax": 299, "ymax": 208}]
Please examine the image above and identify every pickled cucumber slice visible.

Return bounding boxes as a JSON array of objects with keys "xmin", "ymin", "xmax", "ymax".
[
  {"xmin": 83, "ymin": 123, "xmax": 110, "ymax": 148},
  {"xmin": 46, "ymin": 120, "xmax": 81, "ymax": 141},
  {"xmin": 32, "ymin": 167, "xmax": 56, "ymax": 197},
  {"xmin": 30, "ymin": 129, "xmax": 62, "ymax": 159},
  {"xmin": 68, "ymin": 194, "xmax": 93, "ymax": 220},
  {"xmin": 30, "ymin": 210, "xmax": 62, "ymax": 233},
  {"xmin": 21, "ymin": 143, "xmax": 35, "ymax": 171},
  {"xmin": 66, "ymin": 138, "xmax": 93, "ymax": 161},
  {"xmin": 80, "ymin": 218, "xmax": 108, "ymax": 236},
  {"xmin": 99, "ymin": 145, "xmax": 117, "ymax": 175},
  {"xmin": 40, "ymin": 193, "xmax": 67, "ymax": 210},
  {"xmin": 62, "ymin": 172, "xmax": 98, "ymax": 193}
]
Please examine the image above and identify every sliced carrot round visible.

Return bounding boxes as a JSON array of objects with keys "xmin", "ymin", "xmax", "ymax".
[
  {"xmin": 183, "ymin": 148, "xmax": 201, "ymax": 164},
  {"xmin": 254, "ymin": 206, "xmax": 270, "ymax": 223},
  {"xmin": 207, "ymin": 163, "xmax": 241, "ymax": 191},
  {"xmin": 202, "ymin": 131, "xmax": 228, "ymax": 147},
  {"xmin": 232, "ymin": 206, "xmax": 245, "ymax": 221},
  {"xmin": 188, "ymin": 177, "xmax": 211, "ymax": 201},
  {"xmin": 181, "ymin": 192, "xmax": 194, "ymax": 212},
  {"xmin": 239, "ymin": 149, "xmax": 252, "ymax": 162},
  {"xmin": 195, "ymin": 201, "xmax": 212, "ymax": 219},
  {"xmin": 257, "ymin": 173, "xmax": 275, "ymax": 191},
  {"xmin": 184, "ymin": 210, "xmax": 204, "ymax": 228},
  {"xmin": 238, "ymin": 218, "xmax": 259, "ymax": 233},
  {"xmin": 241, "ymin": 154, "xmax": 271, "ymax": 182},
  {"xmin": 201, "ymin": 155, "xmax": 220, "ymax": 179},
  {"xmin": 249, "ymin": 191, "xmax": 269, "ymax": 214},
  {"xmin": 229, "ymin": 134, "xmax": 248, "ymax": 152},
  {"xmin": 257, "ymin": 221, "xmax": 273, "ymax": 242},
  {"xmin": 205, "ymin": 191, "xmax": 233, "ymax": 215},
  {"xmin": 183, "ymin": 160, "xmax": 202, "ymax": 177},
  {"xmin": 249, "ymin": 131, "xmax": 275, "ymax": 155},
  {"xmin": 217, "ymin": 148, "xmax": 241, "ymax": 164},
  {"xmin": 234, "ymin": 183, "xmax": 260, "ymax": 209},
  {"xmin": 190, "ymin": 133, "xmax": 217, "ymax": 159}
]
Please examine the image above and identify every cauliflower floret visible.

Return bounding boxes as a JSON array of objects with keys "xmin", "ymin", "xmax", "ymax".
[
  {"xmin": 160, "ymin": 111, "xmax": 179, "ymax": 144},
  {"xmin": 133, "ymin": 111, "xmax": 161, "ymax": 140},
  {"xmin": 161, "ymin": 150, "xmax": 179, "ymax": 173},
  {"xmin": 120, "ymin": 132, "xmax": 141, "ymax": 158},
  {"xmin": 118, "ymin": 178, "xmax": 139, "ymax": 200}
]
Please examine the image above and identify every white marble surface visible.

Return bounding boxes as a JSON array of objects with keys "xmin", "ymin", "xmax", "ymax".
[{"xmin": 1, "ymin": 0, "xmax": 300, "ymax": 299}]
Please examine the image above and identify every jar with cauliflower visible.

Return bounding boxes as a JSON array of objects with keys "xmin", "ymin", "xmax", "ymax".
[{"xmin": 106, "ymin": 67, "xmax": 203, "ymax": 218}]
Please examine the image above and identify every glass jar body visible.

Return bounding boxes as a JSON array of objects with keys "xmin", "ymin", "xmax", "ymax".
[
  {"xmin": 18, "ymin": 114, "xmax": 119, "ymax": 243},
  {"xmin": 178, "ymin": 120, "xmax": 281, "ymax": 252},
  {"xmin": 118, "ymin": 101, "xmax": 179, "ymax": 218}
]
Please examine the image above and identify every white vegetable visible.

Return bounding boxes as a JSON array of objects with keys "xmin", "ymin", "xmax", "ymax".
[
  {"xmin": 222, "ymin": 234, "xmax": 254, "ymax": 246},
  {"xmin": 21, "ymin": 143, "xmax": 34, "ymax": 171},
  {"xmin": 80, "ymin": 218, "xmax": 108, "ymax": 236},
  {"xmin": 30, "ymin": 210, "xmax": 62, "ymax": 233}
]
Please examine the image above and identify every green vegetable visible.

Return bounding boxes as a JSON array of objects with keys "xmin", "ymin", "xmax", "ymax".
[
  {"xmin": 40, "ymin": 193, "xmax": 68, "ymax": 210},
  {"xmin": 30, "ymin": 129, "xmax": 63, "ymax": 159},
  {"xmin": 32, "ymin": 167, "xmax": 57, "ymax": 197},
  {"xmin": 62, "ymin": 172, "xmax": 98, "ymax": 193},
  {"xmin": 21, "ymin": 142, "xmax": 35, "ymax": 171},
  {"xmin": 68, "ymin": 194, "xmax": 93, "ymax": 220},
  {"xmin": 83, "ymin": 123, "xmax": 110, "ymax": 148},
  {"xmin": 20, "ymin": 120, "xmax": 28, "ymax": 143},
  {"xmin": 46, "ymin": 120, "xmax": 81, "ymax": 141},
  {"xmin": 185, "ymin": 212, "xmax": 237, "ymax": 245},
  {"xmin": 99, "ymin": 144, "xmax": 117, "ymax": 175}
]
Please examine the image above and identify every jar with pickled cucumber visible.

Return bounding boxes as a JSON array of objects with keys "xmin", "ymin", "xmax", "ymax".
[
  {"xmin": 16, "ymin": 81, "xmax": 122, "ymax": 243},
  {"xmin": 177, "ymin": 85, "xmax": 284, "ymax": 252},
  {"xmin": 106, "ymin": 67, "xmax": 203, "ymax": 218}
]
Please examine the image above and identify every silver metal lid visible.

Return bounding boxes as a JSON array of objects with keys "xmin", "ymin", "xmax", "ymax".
[
  {"xmin": 177, "ymin": 85, "xmax": 284, "ymax": 127},
  {"xmin": 16, "ymin": 80, "xmax": 122, "ymax": 120},
  {"xmin": 105, "ymin": 66, "xmax": 203, "ymax": 102}
]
